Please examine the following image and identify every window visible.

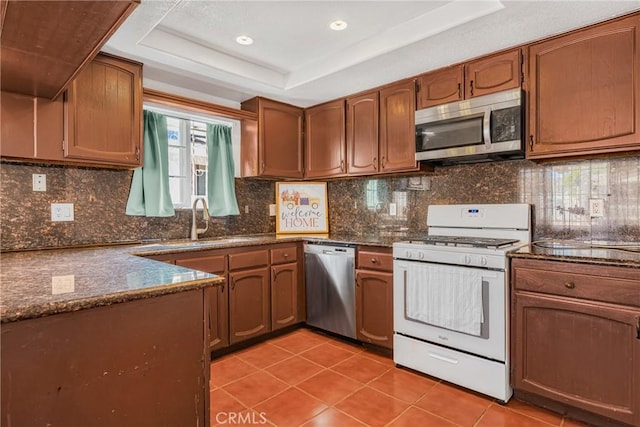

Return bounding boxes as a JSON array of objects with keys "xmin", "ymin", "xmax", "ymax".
[{"xmin": 145, "ymin": 104, "xmax": 241, "ymax": 209}]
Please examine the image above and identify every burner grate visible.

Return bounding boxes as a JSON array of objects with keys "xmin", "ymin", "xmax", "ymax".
[{"xmin": 409, "ymin": 235, "xmax": 519, "ymax": 249}]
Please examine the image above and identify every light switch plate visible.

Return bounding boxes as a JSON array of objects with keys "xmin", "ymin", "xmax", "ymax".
[
  {"xmin": 389, "ymin": 203, "xmax": 397, "ymax": 216},
  {"xmin": 51, "ymin": 203, "xmax": 74, "ymax": 221},
  {"xmin": 269, "ymin": 204, "xmax": 276, "ymax": 216},
  {"xmin": 52, "ymin": 275, "xmax": 75, "ymax": 294}
]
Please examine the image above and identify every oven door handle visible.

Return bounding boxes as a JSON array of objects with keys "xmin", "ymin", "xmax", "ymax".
[
  {"xmin": 483, "ymin": 107, "xmax": 492, "ymax": 148},
  {"xmin": 428, "ymin": 352, "xmax": 460, "ymax": 365}
]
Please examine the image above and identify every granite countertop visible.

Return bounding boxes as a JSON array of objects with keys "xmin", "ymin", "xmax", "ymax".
[
  {"xmin": 509, "ymin": 241, "xmax": 640, "ymax": 268},
  {"xmin": 0, "ymin": 233, "xmax": 408, "ymax": 324},
  {"xmin": 0, "ymin": 245, "xmax": 224, "ymax": 323}
]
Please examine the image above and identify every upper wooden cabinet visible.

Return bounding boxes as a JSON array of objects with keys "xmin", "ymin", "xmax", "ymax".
[
  {"xmin": 64, "ymin": 53, "xmax": 143, "ymax": 167},
  {"xmin": 304, "ymin": 99, "xmax": 346, "ymax": 179},
  {"xmin": 346, "ymin": 91, "xmax": 379, "ymax": 175},
  {"xmin": 416, "ymin": 48, "xmax": 522, "ymax": 109},
  {"xmin": 527, "ymin": 14, "xmax": 640, "ymax": 159},
  {"xmin": 345, "ymin": 80, "xmax": 419, "ymax": 175},
  {"xmin": 241, "ymin": 97, "xmax": 304, "ymax": 179},
  {"xmin": 1, "ymin": 91, "xmax": 64, "ymax": 161},
  {"xmin": 379, "ymin": 80, "xmax": 419, "ymax": 173},
  {"xmin": 416, "ymin": 65, "xmax": 464, "ymax": 109},
  {"xmin": 0, "ymin": 0, "xmax": 139, "ymax": 100}
]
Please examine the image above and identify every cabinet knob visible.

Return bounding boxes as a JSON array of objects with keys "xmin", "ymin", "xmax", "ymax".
[
  {"xmin": 283, "ymin": 253, "xmax": 289, "ymax": 258},
  {"xmin": 564, "ymin": 282, "xmax": 575, "ymax": 289},
  {"xmin": 340, "ymin": 160, "xmax": 344, "ymax": 172},
  {"xmin": 469, "ymin": 80, "xmax": 474, "ymax": 96},
  {"xmin": 371, "ymin": 258, "xmax": 377, "ymax": 264},
  {"xmin": 373, "ymin": 157, "xmax": 377, "ymax": 171},
  {"xmin": 381, "ymin": 157, "xmax": 386, "ymax": 169},
  {"xmin": 457, "ymin": 83, "xmax": 462, "ymax": 99}
]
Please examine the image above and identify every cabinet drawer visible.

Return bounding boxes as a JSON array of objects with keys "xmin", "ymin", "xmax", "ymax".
[
  {"xmin": 357, "ymin": 248, "xmax": 393, "ymax": 271},
  {"xmin": 512, "ymin": 259, "xmax": 640, "ymax": 308},
  {"xmin": 229, "ymin": 250, "xmax": 269, "ymax": 271},
  {"xmin": 176, "ymin": 254, "xmax": 226, "ymax": 275},
  {"xmin": 271, "ymin": 245, "xmax": 298, "ymax": 265}
]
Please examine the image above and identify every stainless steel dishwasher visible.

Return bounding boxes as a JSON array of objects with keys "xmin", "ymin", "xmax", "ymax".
[{"xmin": 304, "ymin": 242, "xmax": 356, "ymax": 339}]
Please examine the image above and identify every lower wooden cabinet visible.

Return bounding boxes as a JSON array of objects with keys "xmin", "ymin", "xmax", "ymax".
[
  {"xmin": 229, "ymin": 265, "xmax": 271, "ymax": 345},
  {"xmin": 271, "ymin": 262, "xmax": 298, "ymax": 331},
  {"xmin": 511, "ymin": 259, "xmax": 640, "ymax": 426},
  {"xmin": 355, "ymin": 246, "xmax": 394, "ymax": 349}
]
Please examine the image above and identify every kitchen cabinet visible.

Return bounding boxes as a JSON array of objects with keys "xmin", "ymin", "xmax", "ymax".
[
  {"xmin": 304, "ymin": 99, "xmax": 346, "ymax": 178},
  {"xmin": 355, "ymin": 246, "xmax": 394, "ymax": 349},
  {"xmin": 511, "ymin": 258, "xmax": 640, "ymax": 426},
  {"xmin": 175, "ymin": 253, "xmax": 229, "ymax": 352},
  {"xmin": 343, "ymin": 80, "xmax": 420, "ymax": 176},
  {"xmin": 346, "ymin": 91, "xmax": 379, "ymax": 175},
  {"xmin": 416, "ymin": 48, "xmax": 522, "ymax": 109},
  {"xmin": 64, "ymin": 53, "xmax": 143, "ymax": 167},
  {"xmin": 228, "ymin": 249, "xmax": 271, "ymax": 344},
  {"xmin": 0, "ymin": 91, "xmax": 64, "ymax": 161},
  {"xmin": 0, "ymin": 0, "xmax": 139, "ymax": 100},
  {"xmin": 379, "ymin": 80, "xmax": 419, "ymax": 173},
  {"xmin": 241, "ymin": 97, "xmax": 304, "ymax": 178},
  {"xmin": 270, "ymin": 244, "xmax": 300, "ymax": 330},
  {"xmin": 527, "ymin": 14, "xmax": 640, "ymax": 159}
]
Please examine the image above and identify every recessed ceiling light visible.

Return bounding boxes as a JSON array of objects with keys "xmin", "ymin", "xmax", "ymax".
[
  {"xmin": 235, "ymin": 35, "xmax": 254, "ymax": 45},
  {"xmin": 329, "ymin": 20, "xmax": 348, "ymax": 31}
]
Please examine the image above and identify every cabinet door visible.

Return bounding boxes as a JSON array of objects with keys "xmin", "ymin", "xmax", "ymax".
[
  {"xmin": 416, "ymin": 65, "xmax": 464, "ymax": 109},
  {"xmin": 228, "ymin": 267, "xmax": 271, "ymax": 344},
  {"xmin": 355, "ymin": 269, "xmax": 393, "ymax": 349},
  {"xmin": 513, "ymin": 292, "xmax": 640, "ymax": 426},
  {"xmin": 304, "ymin": 99, "xmax": 346, "ymax": 178},
  {"xmin": 346, "ymin": 91, "xmax": 379, "ymax": 175},
  {"xmin": 271, "ymin": 262, "xmax": 298, "ymax": 330},
  {"xmin": 260, "ymin": 99, "xmax": 304, "ymax": 178},
  {"xmin": 206, "ymin": 284, "xmax": 229, "ymax": 351},
  {"xmin": 64, "ymin": 53, "xmax": 142, "ymax": 167},
  {"xmin": 527, "ymin": 14, "xmax": 640, "ymax": 159},
  {"xmin": 379, "ymin": 80, "xmax": 417, "ymax": 173},
  {"xmin": 465, "ymin": 49, "xmax": 522, "ymax": 98},
  {"xmin": 1, "ymin": 91, "xmax": 64, "ymax": 161}
]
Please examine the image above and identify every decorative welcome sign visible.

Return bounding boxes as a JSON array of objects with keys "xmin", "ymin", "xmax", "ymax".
[{"xmin": 276, "ymin": 182, "xmax": 328, "ymax": 234}]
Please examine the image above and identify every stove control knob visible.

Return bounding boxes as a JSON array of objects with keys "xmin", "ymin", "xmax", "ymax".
[
  {"xmin": 418, "ymin": 252, "xmax": 425, "ymax": 260},
  {"xmin": 464, "ymin": 255, "xmax": 472, "ymax": 265},
  {"xmin": 406, "ymin": 250, "xmax": 412, "ymax": 259},
  {"xmin": 480, "ymin": 257, "xmax": 488, "ymax": 266}
]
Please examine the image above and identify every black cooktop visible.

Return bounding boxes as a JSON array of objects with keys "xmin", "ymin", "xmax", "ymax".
[{"xmin": 409, "ymin": 235, "xmax": 520, "ymax": 249}]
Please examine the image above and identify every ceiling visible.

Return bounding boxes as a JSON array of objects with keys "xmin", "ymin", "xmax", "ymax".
[{"xmin": 104, "ymin": 0, "xmax": 640, "ymax": 108}]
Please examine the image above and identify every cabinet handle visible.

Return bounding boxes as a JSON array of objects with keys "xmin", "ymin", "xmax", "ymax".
[
  {"xmin": 371, "ymin": 258, "xmax": 378, "ymax": 264},
  {"xmin": 283, "ymin": 253, "xmax": 289, "ymax": 258},
  {"xmin": 373, "ymin": 157, "xmax": 377, "ymax": 170},
  {"xmin": 636, "ymin": 316, "xmax": 640, "ymax": 339},
  {"xmin": 135, "ymin": 147, "xmax": 140, "ymax": 161},
  {"xmin": 260, "ymin": 161, "xmax": 265, "ymax": 174},
  {"xmin": 381, "ymin": 156, "xmax": 386, "ymax": 169},
  {"xmin": 355, "ymin": 275, "xmax": 360, "ymax": 287},
  {"xmin": 221, "ymin": 284, "xmax": 224, "ymax": 293},
  {"xmin": 340, "ymin": 160, "xmax": 344, "ymax": 172},
  {"xmin": 230, "ymin": 278, "xmax": 236, "ymax": 290},
  {"xmin": 564, "ymin": 282, "xmax": 575, "ymax": 289},
  {"xmin": 469, "ymin": 80, "xmax": 474, "ymax": 96},
  {"xmin": 457, "ymin": 83, "xmax": 461, "ymax": 99},
  {"xmin": 529, "ymin": 135, "xmax": 534, "ymax": 150}
]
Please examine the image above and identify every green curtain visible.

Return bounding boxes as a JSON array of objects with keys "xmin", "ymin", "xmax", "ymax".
[
  {"xmin": 125, "ymin": 110, "xmax": 175, "ymax": 217},
  {"xmin": 206, "ymin": 124, "xmax": 239, "ymax": 216}
]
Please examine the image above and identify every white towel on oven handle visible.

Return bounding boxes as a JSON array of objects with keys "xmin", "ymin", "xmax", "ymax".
[{"xmin": 405, "ymin": 263, "xmax": 484, "ymax": 336}]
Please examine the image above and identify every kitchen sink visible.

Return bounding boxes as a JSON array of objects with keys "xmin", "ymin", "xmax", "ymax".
[{"xmin": 137, "ymin": 236, "xmax": 267, "ymax": 252}]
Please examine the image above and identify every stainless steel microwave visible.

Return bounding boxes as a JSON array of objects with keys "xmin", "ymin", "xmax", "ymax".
[{"xmin": 415, "ymin": 88, "xmax": 524, "ymax": 164}]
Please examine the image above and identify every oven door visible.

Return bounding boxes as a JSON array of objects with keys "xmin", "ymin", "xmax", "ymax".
[{"xmin": 393, "ymin": 259, "xmax": 507, "ymax": 362}]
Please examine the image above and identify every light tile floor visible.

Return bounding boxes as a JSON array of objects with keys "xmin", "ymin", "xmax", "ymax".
[{"xmin": 210, "ymin": 328, "xmax": 589, "ymax": 427}]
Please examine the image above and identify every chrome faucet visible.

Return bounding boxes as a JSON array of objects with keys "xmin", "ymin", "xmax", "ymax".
[{"xmin": 191, "ymin": 197, "xmax": 210, "ymax": 241}]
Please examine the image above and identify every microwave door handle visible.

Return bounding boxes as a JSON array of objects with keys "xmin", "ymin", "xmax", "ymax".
[{"xmin": 483, "ymin": 108, "xmax": 492, "ymax": 148}]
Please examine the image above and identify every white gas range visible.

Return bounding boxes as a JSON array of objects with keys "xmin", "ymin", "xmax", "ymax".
[{"xmin": 393, "ymin": 204, "xmax": 531, "ymax": 402}]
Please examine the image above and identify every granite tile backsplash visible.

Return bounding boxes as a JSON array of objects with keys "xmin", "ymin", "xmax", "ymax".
[{"xmin": 2, "ymin": 156, "xmax": 639, "ymax": 251}]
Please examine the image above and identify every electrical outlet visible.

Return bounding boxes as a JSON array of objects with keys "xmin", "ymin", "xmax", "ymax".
[
  {"xmin": 244, "ymin": 205, "xmax": 249, "ymax": 214},
  {"xmin": 389, "ymin": 203, "xmax": 397, "ymax": 216},
  {"xmin": 269, "ymin": 204, "xmax": 276, "ymax": 216},
  {"xmin": 32, "ymin": 174, "xmax": 46, "ymax": 191},
  {"xmin": 589, "ymin": 199, "xmax": 604, "ymax": 218},
  {"xmin": 51, "ymin": 275, "xmax": 75, "ymax": 294},
  {"xmin": 51, "ymin": 203, "xmax": 74, "ymax": 221}
]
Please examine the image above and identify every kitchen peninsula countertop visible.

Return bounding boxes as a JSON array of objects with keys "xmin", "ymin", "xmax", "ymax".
[
  {"xmin": 508, "ymin": 241, "xmax": 640, "ymax": 268},
  {"xmin": 0, "ymin": 245, "xmax": 223, "ymax": 323}
]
